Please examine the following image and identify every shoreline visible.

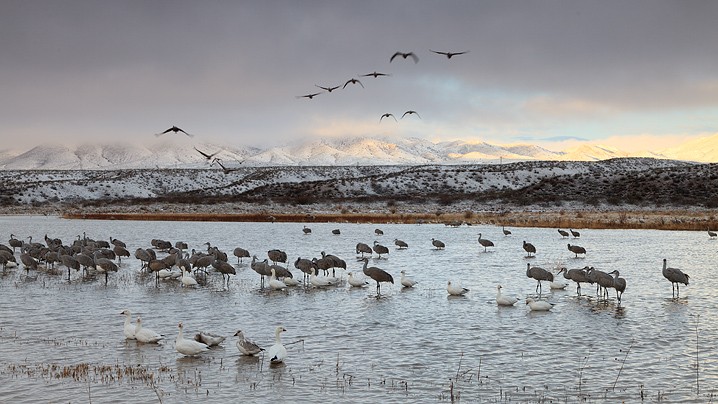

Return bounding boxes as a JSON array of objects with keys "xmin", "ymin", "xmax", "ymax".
[{"xmin": 55, "ymin": 207, "xmax": 718, "ymax": 231}]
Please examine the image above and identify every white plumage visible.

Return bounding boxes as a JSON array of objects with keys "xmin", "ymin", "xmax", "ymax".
[
  {"xmin": 347, "ymin": 271, "xmax": 369, "ymax": 287},
  {"xmin": 400, "ymin": 270, "xmax": 417, "ymax": 288},
  {"xmin": 267, "ymin": 326, "xmax": 287, "ymax": 364},
  {"xmin": 447, "ymin": 281, "xmax": 469, "ymax": 296},
  {"xmin": 495, "ymin": 285, "xmax": 518, "ymax": 306},
  {"xmin": 525, "ymin": 297, "xmax": 553, "ymax": 311},
  {"xmin": 269, "ymin": 268, "xmax": 288, "ymax": 290},
  {"xmin": 234, "ymin": 330, "xmax": 264, "ymax": 356},
  {"xmin": 181, "ymin": 269, "xmax": 198, "ymax": 287},
  {"xmin": 134, "ymin": 317, "xmax": 163, "ymax": 343},
  {"xmin": 120, "ymin": 309, "xmax": 136, "ymax": 340},
  {"xmin": 310, "ymin": 267, "xmax": 335, "ymax": 287},
  {"xmin": 175, "ymin": 322, "xmax": 209, "ymax": 356}
]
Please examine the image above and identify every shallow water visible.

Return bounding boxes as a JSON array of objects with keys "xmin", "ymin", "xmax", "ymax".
[{"xmin": 0, "ymin": 216, "xmax": 717, "ymax": 403}]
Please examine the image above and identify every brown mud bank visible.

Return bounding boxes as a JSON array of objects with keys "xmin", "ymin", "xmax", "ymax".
[{"xmin": 61, "ymin": 209, "xmax": 718, "ymax": 231}]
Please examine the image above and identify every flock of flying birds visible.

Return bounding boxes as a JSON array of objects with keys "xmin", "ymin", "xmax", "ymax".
[{"xmin": 297, "ymin": 49, "xmax": 469, "ymax": 123}]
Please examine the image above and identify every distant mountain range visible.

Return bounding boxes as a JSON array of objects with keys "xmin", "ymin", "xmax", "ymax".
[{"xmin": 0, "ymin": 134, "xmax": 715, "ymax": 169}]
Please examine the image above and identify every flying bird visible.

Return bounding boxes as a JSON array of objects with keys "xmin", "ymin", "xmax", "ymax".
[
  {"xmin": 380, "ymin": 113, "xmax": 397, "ymax": 122},
  {"xmin": 343, "ymin": 78, "xmax": 364, "ymax": 89},
  {"xmin": 360, "ymin": 71, "xmax": 391, "ymax": 78},
  {"xmin": 401, "ymin": 110, "xmax": 421, "ymax": 119},
  {"xmin": 194, "ymin": 147, "xmax": 220, "ymax": 160},
  {"xmin": 390, "ymin": 51, "xmax": 419, "ymax": 63},
  {"xmin": 297, "ymin": 92, "xmax": 322, "ymax": 99},
  {"xmin": 211, "ymin": 158, "xmax": 240, "ymax": 174},
  {"xmin": 430, "ymin": 50, "xmax": 469, "ymax": 59},
  {"xmin": 156, "ymin": 126, "xmax": 193, "ymax": 138},
  {"xmin": 315, "ymin": 84, "xmax": 341, "ymax": 92}
]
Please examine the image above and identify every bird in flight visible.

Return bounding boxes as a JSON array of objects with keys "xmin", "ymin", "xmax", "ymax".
[
  {"xmin": 401, "ymin": 110, "xmax": 421, "ymax": 119},
  {"xmin": 211, "ymin": 158, "xmax": 241, "ymax": 174},
  {"xmin": 360, "ymin": 71, "xmax": 391, "ymax": 78},
  {"xmin": 297, "ymin": 92, "xmax": 322, "ymax": 99},
  {"xmin": 430, "ymin": 50, "xmax": 469, "ymax": 59},
  {"xmin": 390, "ymin": 51, "xmax": 419, "ymax": 64},
  {"xmin": 315, "ymin": 84, "xmax": 341, "ymax": 93},
  {"xmin": 156, "ymin": 126, "xmax": 193, "ymax": 137},
  {"xmin": 194, "ymin": 146, "xmax": 220, "ymax": 160},
  {"xmin": 380, "ymin": 113, "xmax": 397, "ymax": 122},
  {"xmin": 343, "ymin": 78, "xmax": 364, "ymax": 89}
]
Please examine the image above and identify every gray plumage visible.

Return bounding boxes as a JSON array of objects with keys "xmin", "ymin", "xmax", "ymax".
[
  {"xmin": 356, "ymin": 242, "xmax": 373, "ymax": 257},
  {"xmin": 526, "ymin": 263, "xmax": 553, "ymax": 295},
  {"xmin": 662, "ymin": 258, "xmax": 689, "ymax": 298},
  {"xmin": 609, "ymin": 270, "xmax": 626, "ymax": 302},
  {"xmin": 233, "ymin": 247, "xmax": 250, "ymax": 263},
  {"xmin": 567, "ymin": 244, "xmax": 586, "ymax": 258},
  {"xmin": 523, "ymin": 241, "xmax": 536, "ymax": 257},
  {"xmin": 394, "ymin": 239, "xmax": 408, "ymax": 249},
  {"xmin": 362, "ymin": 258, "xmax": 394, "ymax": 295},
  {"xmin": 570, "ymin": 229, "xmax": 581, "ymax": 238},
  {"xmin": 268, "ymin": 249, "xmax": 287, "ymax": 264},
  {"xmin": 431, "ymin": 238, "xmax": 445, "ymax": 250},
  {"xmin": 373, "ymin": 241, "xmax": 389, "ymax": 258},
  {"xmin": 477, "ymin": 233, "xmax": 494, "ymax": 252},
  {"xmin": 558, "ymin": 229, "xmax": 569, "ymax": 238}
]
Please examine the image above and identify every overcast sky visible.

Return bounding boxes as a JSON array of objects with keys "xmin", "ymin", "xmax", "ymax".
[{"xmin": 2, "ymin": 0, "xmax": 718, "ymax": 151}]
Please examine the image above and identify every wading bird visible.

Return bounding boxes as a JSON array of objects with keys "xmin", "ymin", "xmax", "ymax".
[
  {"xmin": 526, "ymin": 263, "xmax": 553, "ymax": 295},
  {"xmin": 477, "ymin": 233, "xmax": 494, "ymax": 252},
  {"xmin": 361, "ymin": 257, "xmax": 394, "ymax": 295},
  {"xmin": 662, "ymin": 258, "xmax": 689, "ymax": 298}
]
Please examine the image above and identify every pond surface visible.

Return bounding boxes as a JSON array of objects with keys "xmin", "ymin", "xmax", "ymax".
[{"xmin": 0, "ymin": 216, "xmax": 717, "ymax": 403}]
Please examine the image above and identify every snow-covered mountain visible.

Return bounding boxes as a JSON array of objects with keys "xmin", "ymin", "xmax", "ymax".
[{"xmin": 0, "ymin": 134, "xmax": 713, "ymax": 170}]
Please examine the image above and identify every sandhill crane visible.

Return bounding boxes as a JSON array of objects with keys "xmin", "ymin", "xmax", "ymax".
[
  {"xmin": 268, "ymin": 249, "xmax": 287, "ymax": 265},
  {"xmin": 394, "ymin": 239, "xmax": 408, "ymax": 249},
  {"xmin": 526, "ymin": 263, "xmax": 553, "ymax": 295},
  {"xmin": 502, "ymin": 226, "xmax": 512, "ymax": 236},
  {"xmin": 315, "ymin": 84, "xmax": 340, "ymax": 93},
  {"xmin": 233, "ymin": 247, "xmax": 250, "ymax": 264},
  {"xmin": 134, "ymin": 248, "xmax": 152, "ymax": 270},
  {"xmin": 356, "ymin": 242, "xmax": 372, "ymax": 258},
  {"xmin": 390, "ymin": 51, "xmax": 419, "ymax": 63},
  {"xmin": 212, "ymin": 260, "xmax": 236, "ymax": 287},
  {"xmin": 113, "ymin": 245, "xmax": 130, "ymax": 264},
  {"xmin": 312, "ymin": 255, "xmax": 333, "ymax": 277},
  {"xmin": 302, "ymin": 226, "xmax": 312, "ymax": 235},
  {"xmin": 297, "ymin": 92, "xmax": 321, "ymax": 100},
  {"xmin": 155, "ymin": 125, "xmax": 193, "ymax": 137},
  {"xmin": 447, "ymin": 281, "xmax": 469, "ymax": 296},
  {"xmin": 662, "ymin": 259, "xmax": 689, "ymax": 298},
  {"xmin": 360, "ymin": 71, "xmax": 390, "ymax": 78},
  {"xmin": 401, "ymin": 110, "xmax": 421, "ymax": 119},
  {"xmin": 294, "ymin": 257, "xmax": 315, "ymax": 283},
  {"xmin": 430, "ymin": 50, "xmax": 469, "ymax": 59},
  {"xmin": 321, "ymin": 251, "xmax": 346, "ymax": 277},
  {"xmin": 558, "ymin": 266, "xmax": 592, "ymax": 296},
  {"xmin": 375, "ymin": 228, "xmax": 384, "ymax": 236},
  {"xmin": 709, "ymin": 230, "xmax": 717, "ymax": 239},
  {"xmin": 608, "ymin": 270, "xmax": 626, "ymax": 303},
  {"xmin": 373, "ymin": 241, "xmax": 389, "ymax": 258},
  {"xmin": 94, "ymin": 251, "xmax": 118, "ymax": 285},
  {"xmin": 380, "ymin": 113, "xmax": 397, "ymax": 122},
  {"xmin": 523, "ymin": 241, "xmax": 536, "ymax": 257},
  {"xmin": 431, "ymin": 238, "xmax": 445, "ymax": 250},
  {"xmin": 570, "ymin": 229, "xmax": 581, "ymax": 238},
  {"xmin": 400, "ymin": 270, "xmax": 417, "ymax": 288},
  {"xmin": 343, "ymin": 78, "xmax": 364, "ymax": 89},
  {"xmin": 61, "ymin": 254, "xmax": 80, "ymax": 281},
  {"xmin": 593, "ymin": 269, "xmax": 615, "ymax": 300},
  {"xmin": 361, "ymin": 257, "xmax": 393, "ymax": 295},
  {"xmin": 558, "ymin": 229, "xmax": 569, "ymax": 238},
  {"xmin": 332, "ymin": 229, "xmax": 341, "ymax": 235},
  {"xmin": 251, "ymin": 256, "xmax": 272, "ymax": 288},
  {"xmin": 194, "ymin": 146, "xmax": 220, "ymax": 161},
  {"xmin": 495, "ymin": 285, "xmax": 518, "ymax": 306},
  {"xmin": 9, "ymin": 234, "xmax": 23, "ymax": 252},
  {"xmin": 20, "ymin": 253, "xmax": 38, "ymax": 272},
  {"xmin": 477, "ymin": 233, "xmax": 494, "ymax": 252},
  {"xmin": 567, "ymin": 244, "xmax": 586, "ymax": 258}
]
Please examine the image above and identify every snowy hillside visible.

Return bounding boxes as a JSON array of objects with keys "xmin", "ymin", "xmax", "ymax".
[{"xmin": 2, "ymin": 134, "xmax": 713, "ymax": 170}]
